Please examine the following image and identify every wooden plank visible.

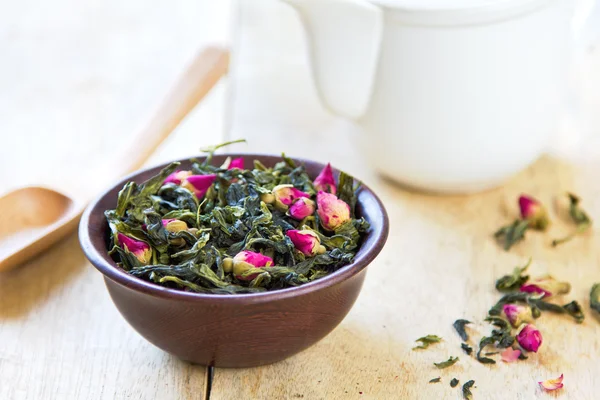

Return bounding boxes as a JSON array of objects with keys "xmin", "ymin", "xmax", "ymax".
[
  {"xmin": 211, "ymin": 147, "xmax": 600, "ymax": 399},
  {"xmin": 0, "ymin": 0, "xmax": 229, "ymax": 397},
  {"xmin": 0, "ymin": 234, "xmax": 209, "ymax": 400}
]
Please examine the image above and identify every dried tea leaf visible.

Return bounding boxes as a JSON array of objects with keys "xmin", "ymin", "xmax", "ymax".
[
  {"xmin": 434, "ymin": 356, "xmax": 459, "ymax": 369},
  {"xmin": 591, "ymin": 283, "xmax": 600, "ymax": 315},
  {"xmin": 337, "ymin": 171, "xmax": 360, "ymax": 215},
  {"xmin": 450, "ymin": 378, "xmax": 459, "ymax": 388},
  {"xmin": 200, "ymin": 139, "xmax": 246, "ymax": 165},
  {"xmin": 105, "ymin": 145, "xmax": 368, "ymax": 294},
  {"xmin": 552, "ymin": 193, "xmax": 592, "ymax": 246},
  {"xmin": 429, "ymin": 377, "xmax": 441, "ymax": 383},
  {"xmin": 413, "ymin": 335, "xmax": 442, "ymax": 350},
  {"xmin": 476, "ymin": 336, "xmax": 497, "ymax": 365},
  {"xmin": 494, "ymin": 219, "xmax": 529, "ymax": 251},
  {"xmin": 461, "ymin": 343, "xmax": 473, "ymax": 356},
  {"xmin": 484, "ymin": 352, "xmax": 499, "ymax": 356},
  {"xmin": 453, "ymin": 319, "xmax": 472, "ymax": 341},
  {"xmin": 462, "ymin": 380, "xmax": 475, "ymax": 399},
  {"xmin": 562, "ymin": 300, "xmax": 585, "ymax": 323},
  {"xmin": 495, "ymin": 258, "xmax": 531, "ymax": 292}
]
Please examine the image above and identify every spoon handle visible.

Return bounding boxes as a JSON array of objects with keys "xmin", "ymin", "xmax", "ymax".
[{"xmin": 118, "ymin": 46, "xmax": 229, "ymax": 176}]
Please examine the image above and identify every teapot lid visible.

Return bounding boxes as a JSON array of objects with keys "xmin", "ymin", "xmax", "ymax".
[{"xmin": 370, "ymin": 0, "xmax": 552, "ymax": 24}]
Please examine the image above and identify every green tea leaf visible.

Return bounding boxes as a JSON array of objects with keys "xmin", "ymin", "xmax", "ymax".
[
  {"xmin": 461, "ymin": 343, "xmax": 473, "ymax": 356},
  {"xmin": 434, "ymin": 356, "xmax": 459, "ymax": 369},
  {"xmin": 453, "ymin": 319, "xmax": 471, "ymax": 341},
  {"xmin": 476, "ymin": 336, "xmax": 497, "ymax": 365},
  {"xmin": 563, "ymin": 300, "xmax": 585, "ymax": 323},
  {"xmin": 462, "ymin": 380, "xmax": 475, "ymax": 400},
  {"xmin": 105, "ymin": 149, "xmax": 367, "ymax": 294},
  {"xmin": 495, "ymin": 258, "xmax": 531, "ymax": 292},
  {"xmin": 429, "ymin": 377, "xmax": 441, "ymax": 384},
  {"xmin": 200, "ymin": 139, "xmax": 246, "ymax": 165},
  {"xmin": 591, "ymin": 283, "xmax": 600, "ymax": 315},
  {"xmin": 413, "ymin": 335, "xmax": 442, "ymax": 350},
  {"xmin": 337, "ymin": 171, "xmax": 360, "ymax": 216},
  {"xmin": 494, "ymin": 219, "xmax": 529, "ymax": 251},
  {"xmin": 552, "ymin": 193, "xmax": 592, "ymax": 246},
  {"xmin": 450, "ymin": 378, "xmax": 459, "ymax": 388}
]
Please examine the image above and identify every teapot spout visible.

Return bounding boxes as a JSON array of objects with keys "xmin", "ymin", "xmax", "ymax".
[{"xmin": 281, "ymin": 0, "xmax": 383, "ymax": 120}]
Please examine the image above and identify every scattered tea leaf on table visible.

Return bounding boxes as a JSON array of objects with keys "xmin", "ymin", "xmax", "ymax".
[
  {"xmin": 413, "ymin": 335, "xmax": 442, "ymax": 350},
  {"xmin": 552, "ymin": 193, "xmax": 592, "ymax": 247},
  {"xmin": 495, "ymin": 258, "xmax": 531, "ymax": 292},
  {"xmin": 462, "ymin": 380, "xmax": 475, "ymax": 399},
  {"xmin": 461, "ymin": 343, "xmax": 473, "ymax": 356},
  {"xmin": 429, "ymin": 377, "xmax": 441, "ymax": 383},
  {"xmin": 434, "ymin": 356, "xmax": 459, "ymax": 369},
  {"xmin": 563, "ymin": 300, "xmax": 585, "ymax": 323},
  {"xmin": 453, "ymin": 319, "xmax": 472, "ymax": 341},
  {"xmin": 450, "ymin": 378, "xmax": 459, "ymax": 388},
  {"xmin": 494, "ymin": 219, "xmax": 529, "ymax": 251},
  {"xmin": 591, "ymin": 283, "xmax": 600, "ymax": 315}
]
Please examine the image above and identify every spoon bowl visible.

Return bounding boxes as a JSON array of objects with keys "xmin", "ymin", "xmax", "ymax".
[{"xmin": 0, "ymin": 187, "xmax": 80, "ymax": 271}]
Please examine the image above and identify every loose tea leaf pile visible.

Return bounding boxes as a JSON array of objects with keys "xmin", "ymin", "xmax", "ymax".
[{"xmin": 105, "ymin": 144, "xmax": 369, "ymax": 294}]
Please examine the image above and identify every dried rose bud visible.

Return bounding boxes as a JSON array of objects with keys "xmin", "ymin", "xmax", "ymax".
[
  {"xmin": 232, "ymin": 250, "xmax": 273, "ymax": 281},
  {"xmin": 161, "ymin": 219, "xmax": 188, "ymax": 233},
  {"xmin": 288, "ymin": 198, "xmax": 316, "ymax": 220},
  {"xmin": 260, "ymin": 192, "xmax": 275, "ymax": 204},
  {"xmin": 520, "ymin": 275, "xmax": 571, "ymax": 298},
  {"xmin": 164, "ymin": 170, "xmax": 192, "ymax": 185},
  {"xmin": 317, "ymin": 191, "xmax": 351, "ymax": 231},
  {"xmin": 500, "ymin": 347, "xmax": 521, "ymax": 363},
  {"xmin": 117, "ymin": 233, "xmax": 151, "ymax": 264},
  {"xmin": 518, "ymin": 195, "xmax": 549, "ymax": 230},
  {"xmin": 286, "ymin": 229, "xmax": 326, "ymax": 256},
  {"xmin": 220, "ymin": 156, "xmax": 245, "ymax": 170},
  {"xmin": 229, "ymin": 157, "xmax": 244, "ymax": 170},
  {"xmin": 539, "ymin": 374, "xmax": 564, "ymax": 391},
  {"xmin": 516, "ymin": 323, "xmax": 543, "ymax": 353},
  {"xmin": 181, "ymin": 174, "xmax": 217, "ymax": 199},
  {"xmin": 222, "ymin": 257, "xmax": 233, "ymax": 273},
  {"xmin": 313, "ymin": 163, "xmax": 336, "ymax": 194},
  {"xmin": 272, "ymin": 184, "xmax": 310, "ymax": 210},
  {"xmin": 502, "ymin": 304, "xmax": 533, "ymax": 328}
]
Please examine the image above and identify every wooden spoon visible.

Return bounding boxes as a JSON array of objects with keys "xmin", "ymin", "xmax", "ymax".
[{"xmin": 0, "ymin": 46, "xmax": 229, "ymax": 272}]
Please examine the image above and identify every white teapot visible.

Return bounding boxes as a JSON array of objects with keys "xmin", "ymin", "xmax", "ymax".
[{"xmin": 280, "ymin": 0, "xmax": 595, "ymax": 193}]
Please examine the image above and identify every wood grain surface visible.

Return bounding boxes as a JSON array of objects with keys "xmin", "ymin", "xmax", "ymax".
[{"xmin": 3, "ymin": 0, "xmax": 600, "ymax": 399}]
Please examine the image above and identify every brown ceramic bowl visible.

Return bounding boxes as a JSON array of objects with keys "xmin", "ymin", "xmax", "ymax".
[{"xmin": 79, "ymin": 154, "xmax": 389, "ymax": 368}]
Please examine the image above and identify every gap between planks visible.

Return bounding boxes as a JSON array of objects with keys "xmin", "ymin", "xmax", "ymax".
[{"xmin": 203, "ymin": 366, "xmax": 215, "ymax": 400}]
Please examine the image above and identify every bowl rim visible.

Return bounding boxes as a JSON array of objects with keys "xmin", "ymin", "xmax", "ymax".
[{"xmin": 79, "ymin": 153, "xmax": 389, "ymax": 304}]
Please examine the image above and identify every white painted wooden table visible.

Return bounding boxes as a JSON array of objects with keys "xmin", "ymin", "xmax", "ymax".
[{"xmin": 2, "ymin": 0, "xmax": 600, "ymax": 399}]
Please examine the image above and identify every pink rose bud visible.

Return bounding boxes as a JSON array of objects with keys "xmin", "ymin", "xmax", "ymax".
[
  {"xmin": 181, "ymin": 174, "xmax": 217, "ymax": 199},
  {"xmin": 317, "ymin": 191, "xmax": 351, "ymax": 231},
  {"xmin": 272, "ymin": 184, "xmax": 310, "ymax": 210},
  {"xmin": 162, "ymin": 219, "xmax": 188, "ymax": 233},
  {"xmin": 313, "ymin": 163, "xmax": 336, "ymax": 194},
  {"xmin": 288, "ymin": 198, "xmax": 316, "ymax": 220},
  {"xmin": 518, "ymin": 195, "xmax": 549, "ymax": 230},
  {"xmin": 516, "ymin": 324, "xmax": 543, "ymax": 353},
  {"xmin": 117, "ymin": 233, "xmax": 152, "ymax": 264},
  {"xmin": 520, "ymin": 275, "xmax": 571, "ymax": 298},
  {"xmin": 500, "ymin": 347, "xmax": 521, "ymax": 363},
  {"xmin": 164, "ymin": 170, "xmax": 192, "ymax": 185},
  {"xmin": 502, "ymin": 304, "xmax": 533, "ymax": 328},
  {"xmin": 232, "ymin": 250, "xmax": 273, "ymax": 281},
  {"xmin": 228, "ymin": 157, "xmax": 244, "ymax": 170},
  {"xmin": 286, "ymin": 229, "xmax": 326, "ymax": 256},
  {"xmin": 539, "ymin": 374, "xmax": 564, "ymax": 391}
]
